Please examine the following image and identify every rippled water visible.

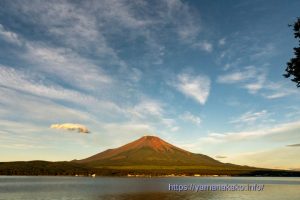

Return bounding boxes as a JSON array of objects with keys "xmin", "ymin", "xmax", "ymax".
[{"xmin": 0, "ymin": 176, "xmax": 299, "ymax": 200}]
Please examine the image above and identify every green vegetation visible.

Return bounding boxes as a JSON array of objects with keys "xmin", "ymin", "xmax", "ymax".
[
  {"xmin": 1, "ymin": 161, "xmax": 300, "ymax": 177},
  {"xmin": 0, "ymin": 161, "xmax": 91, "ymax": 176}
]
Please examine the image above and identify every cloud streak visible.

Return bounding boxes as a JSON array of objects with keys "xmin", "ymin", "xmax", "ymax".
[
  {"xmin": 0, "ymin": 24, "xmax": 22, "ymax": 45},
  {"xmin": 230, "ymin": 110, "xmax": 270, "ymax": 125},
  {"xmin": 202, "ymin": 120, "xmax": 300, "ymax": 143},
  {"xmin": 217, "ymin": 66, "xmax": 266, "ymax": 93},
  {"xmin": 286, "ymin": 144, "xmax": 300, "ymax": 147},
  {"xmin": 215, "ymin": 155, "xmax": 227, "ymax": 159},
  {"xmin": 51, "ymin": 123, "xmax": 90, "ymax": 134}
]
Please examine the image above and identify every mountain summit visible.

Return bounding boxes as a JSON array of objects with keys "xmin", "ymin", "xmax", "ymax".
[
  {"xmin": 76, "ymin": 135, "xmax": 223, "ymax": 167},
  {"xmin": 104, "ymin": 135, "xmax": 190, "ymax": 153}
]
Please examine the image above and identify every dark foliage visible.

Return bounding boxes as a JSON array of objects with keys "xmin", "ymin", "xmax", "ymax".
[
  {"xmin": 1, "ymin": 161, "xmax": 300, "ymax": 177},
  {"xmin": 284, "ymin": 17, "xmax": 300, "ymax": 87},
  {"xmin": 0, "ymin": 161, "xmax": 91, "ymax": 176}
]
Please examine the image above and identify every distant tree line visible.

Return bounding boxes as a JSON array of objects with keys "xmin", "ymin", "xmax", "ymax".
[{"xmin": 1, "ymin": 161, "xmax": 300, "ymax": 177}]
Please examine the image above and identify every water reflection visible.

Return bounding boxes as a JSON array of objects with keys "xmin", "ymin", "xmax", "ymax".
[
  {"xmin": 100, "ymin": 192, "xmax": 214, "ymax": 200},
  {"xmin": 1, "ymin": 177, "xmax": 300, "ymax": 200}
]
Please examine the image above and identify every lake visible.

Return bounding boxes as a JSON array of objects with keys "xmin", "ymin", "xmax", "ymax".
[{"xmin": 0, "ymin": 176, "xmax": 300, "ymax": 200}]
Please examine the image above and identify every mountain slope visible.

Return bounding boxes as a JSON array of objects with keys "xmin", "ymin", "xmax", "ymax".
[
  {"xmin": 2, "ymin": 136, "xmax": 300, "ymax": 176},
  {"xmin": 76, "ymin": 136, "xmax": 224, "ymax": 167}
]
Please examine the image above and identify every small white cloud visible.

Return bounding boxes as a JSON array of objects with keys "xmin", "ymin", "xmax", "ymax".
[
  {"xmin": 171, "ymin": 126, "xmax": 180, "ymax": 132},
  {"xmin": 50, "ymin": 123, "xmax": 90, "ymax": 133},
  {"xmin": 193, "ymin": 41, "xmax": 213, "ymax": 52},
  {"xmin": 128, "ymin": 99, "xmax": 164, "ymax": 119},
  {"xmin": 219, "ymin": 38, "xmax": 226, "ymax": 46},
  {"xmin": 174, "ymin": 73, "xmax": 210, "ymax": 105},
  {"xmin": 216, "ymin": 155, "xmax": 227, "ymax": 159},
  {"xmin": 181, "ymin": 112, "xmax": 201, "ymax": 125}
]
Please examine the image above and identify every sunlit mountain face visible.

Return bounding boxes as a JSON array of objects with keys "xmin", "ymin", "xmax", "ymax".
[{"xmin": 76, "ymin": 135, "xmax": 223, "ymax": 166}]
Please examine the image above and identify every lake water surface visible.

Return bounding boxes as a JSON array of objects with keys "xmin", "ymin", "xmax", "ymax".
[{"xmin": 0, "ymin": 176, "xmax": 299, "ymax": 200}]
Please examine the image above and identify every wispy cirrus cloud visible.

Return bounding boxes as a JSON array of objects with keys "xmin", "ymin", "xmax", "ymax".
[
  {"xmin": 244, "ymin": 74, "xmax": 266, "ymax": 94},
  {"xmin": 184, "ymin": 120, "xmax": 300, "ymax": 166},
  {"xmin": 202, "ymin": 120, "xmax": 300, "ymax": 144},
  {"xmin": 126, "ymin": 98, "xmax": 180, "ymax": 133},
  {"xmin": 0, "ymin": 63, "xmax": 176, "ymax": 136},
  {"xmin": 7, "ymin": 1, "xmax": 116, "ymax": 57},
  {"xmin": 217, "ymin": 66, "xmax": 298, "ymax": 99},
  {"xmin": 217, "ymin": 71, "xmax": 253, "ymax": 83},
  {"xmin": 181, "ymin": 112, "xmax": 202, "ymax": 125},
  {"xmin": 11, "ymin": 0, "xmax": 200, "ymax": 65},
  {"xmin": 0, "ymin": 0, "xmax": 203, "ymax": 84},
  {"xmin": 173, "ymin": 73, "xmax": 211, "ymax": 105},
  {"xmin": 0, "ymin": 87, "xmax": 94, "ymax": 124},
  {"xmin": 193, "ymin": 41, "xmax": 213, "ymax": 52},
  {"xmin": 0, "ymin": 22, "xmax": 113, "ymax": 92},
  {"xmin": 128, "ymin": 99, "xmax": 164, "ymax": 119},
  {"xmin": 0, "ymin": 65, "xmax": 116, "ymax": 112},
  {"xmin": 214, "ymin": 32, "xmax": 298, "ymax": 100},
  {"xmin": 23, "ymin": 43, "xmax": 113, "ymax": 91},
  {"xmin": 0, "ymin": 0, "xmax": 236, "ymax": 155},
  {"xmin": 217, "ymin": 66, "xmax": 266, "ymax": 93},
  {"xmin": 262, "ymin": 81, "xmax": 299, "ymax": 99},
  {"xmin": 230, "ymin": 110, "xmax": 270, "ymax": 124},
  {"xmin": 164, "ymin": 0, "xmax": 201, "ymax": 42},
  {"xmin": 0, "ymin": 24, "xmax": 22, "ymax": 45}
]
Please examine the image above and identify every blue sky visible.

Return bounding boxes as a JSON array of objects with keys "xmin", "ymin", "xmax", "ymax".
[{"xmin": 0, "ymin": 0, "xmax": 300, "ymax": 169}]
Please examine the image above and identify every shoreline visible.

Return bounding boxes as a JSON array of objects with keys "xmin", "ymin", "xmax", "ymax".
[{"xmin": 1, "ymin": 174, "xmax": 300, "ymax": 178}]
